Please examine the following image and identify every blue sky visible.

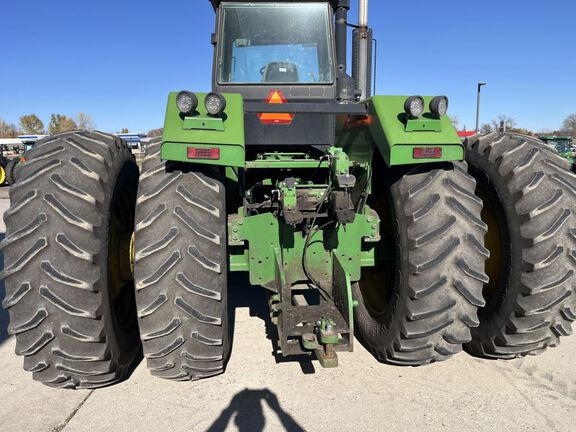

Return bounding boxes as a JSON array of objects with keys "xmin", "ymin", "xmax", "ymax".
[{"xmin": 0, "ymin": 1, "xmax": 574, "ymax": 133}]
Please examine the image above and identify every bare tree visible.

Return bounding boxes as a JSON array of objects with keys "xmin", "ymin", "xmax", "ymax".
[
  {"xmin": 509, "ymin": 127, "xmax": 535, "ymax": 136},
  {"xmin": 562, "ymin": 113, "xmax": 576, "ymax": 135},
  {"xmin": 9, "ymin": 123, "xmax": 19, "ymax": 137},
  {"xmin": 76, "ymin": 112, "xmax": 95, "ymax": 131},
  {"xmin": 0, "ymin": 118, "xmax": 19, "ymax": 138},
  {"xmin": 48, "ymin": 114, "xmax": 78, "ymax": 135},
  {"xmin": 480, "ymin": 123, "xmax": 493, "ymax": 134},
  {"xmin": 449, "ymin": 116, "xmax": 460, "ymax": 130},
  {"xmin": 491, "ymin": 115, "xmax": 517, "ymax": 132},
  {"xmin": 147, "ymin": 128, "xmax": 163, "ymax": 138},
  {"xmin": 19, "ymin": 114, "xmax": 45, "ymax": 135}
]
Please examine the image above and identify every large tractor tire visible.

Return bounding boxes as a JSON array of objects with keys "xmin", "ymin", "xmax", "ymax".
[
  {"xmin": 134, "ymin": 138, "xmax": 230, "ymax": 381},
  {"xmin": 353, "ymin": 161, "xmax": 488, "ymax": 365},
  {"xmin": 464, "ymin": 133, "xmax": 576, "ymax": 358},
  {"xmin": 5, "ymin": 158, "xmax": 19, "ymax": 186},
  {"xmin": 1, "ymin": 131, "xmax": 141, "ymax": 388}
]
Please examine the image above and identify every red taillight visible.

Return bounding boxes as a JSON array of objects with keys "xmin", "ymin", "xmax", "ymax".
[
  {"xmin": 187, "ymin": 147, "xmax": 220, "ymax": 160},
  {"xmin": 413, "ymin": 147, "xmax": 442, "ymax": 159}
]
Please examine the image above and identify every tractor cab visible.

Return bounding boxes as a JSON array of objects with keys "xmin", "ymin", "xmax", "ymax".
[
  {"xmin": 213, "ymin": 2, "xmax": 336, "ymax": 87},
  {"xmin": 210, "ymin": 0, "xmax": 364, "ymax": 148}
]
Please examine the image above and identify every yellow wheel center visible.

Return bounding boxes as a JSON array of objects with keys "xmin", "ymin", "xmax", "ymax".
[
  {"xmin": 129, "ymin": 232, "xmax": 135, "ymax": 276},
  {"xmin": 0, "ymin": 166, "xmax": 6, "ymax": 185},
  {"xmin": 108, "ymin": 225, "xmax": 133, "ymax": 302}
]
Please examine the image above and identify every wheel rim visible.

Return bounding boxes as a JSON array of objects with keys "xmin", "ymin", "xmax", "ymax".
[
  {"xmin": 469, "ymin": 165, "xmax": 511, "ymax": 306},
  {"xmin": 107, "ymin": 166, "xmax": 137, "ymax": 329},
  {"xmin": 359, "ymin": 262, "xmax": 396, "ymax": 320},
  {"xmin": 357, "ymin": 183, "xmax": 397, "ymax": 322},
  {"xmin": 129, "ymin": 232, "xmax": 135, "ymax": 276},
  {"xmin": 0, "ymin": 166, "xmax": 6, "ymax": 185}
]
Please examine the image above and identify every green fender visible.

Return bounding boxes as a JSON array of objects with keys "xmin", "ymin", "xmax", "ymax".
[
  {"xmin": 337, "ymin": 95, "xmax": 464, "ymax": 166},
  {"xmin": 161, "ymin": 92, "xmax": 245, "ymax": 168}
]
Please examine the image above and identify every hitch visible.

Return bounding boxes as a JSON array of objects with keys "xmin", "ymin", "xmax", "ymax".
[
  {"xmin": 228, "ymin": 148, "xmax": 380, "ymax": 367},
  {"xmin": 302, "ymin": 318, "xmax": 340, "ymax": 368}
]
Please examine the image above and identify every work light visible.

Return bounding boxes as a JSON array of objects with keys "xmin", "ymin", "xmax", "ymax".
[
  {"xmin": 430, "ymin": 96, "xmax": 449, "ymax": 118},
  {"xmin": 404, "ymin": 96, "xmax": 425, "ymax": 118},
  {"xmin": 205, "ymin": 92, "xmax": 227, "ymax": 116},
  {"xmin": 176, "ymin": 91, "xmax": 198, "ymax": 115}
]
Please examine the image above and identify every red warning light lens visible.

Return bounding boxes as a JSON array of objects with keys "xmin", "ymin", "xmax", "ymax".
[
  {"xmin": 187, "ymin": 147, "xmax": 220, "ymax": 160},
  {"xmin": 413, "ymin": 147, "xmax": 442, "ymax": 159},
  {"xmin": 258, "ymin": 90, "xmax": 294, "ymax": 125}
]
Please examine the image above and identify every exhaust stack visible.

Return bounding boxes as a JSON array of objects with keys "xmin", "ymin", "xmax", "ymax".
[
  {"xmin": 335, "ymin": 0, "xmax": 356, "ymax": 103},
  {"xmin": 353, "ymin": 0, "xmax": 373, "ymax": 100}
]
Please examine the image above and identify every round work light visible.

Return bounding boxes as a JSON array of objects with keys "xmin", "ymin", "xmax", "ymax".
[
  {"xmin": 404, "ymin": 96, "xmax": 425, "ymax": 118},
  {"xmin": 205, "ymin": 92, "xmax": 227, "ymax": 116},
  {"xmin": 176, "ymin": 91, "xmax": 198, "ymax": 115},
  {"xmin": 430, "ymin": 96, "xmax": 449, "ymax": 118}
]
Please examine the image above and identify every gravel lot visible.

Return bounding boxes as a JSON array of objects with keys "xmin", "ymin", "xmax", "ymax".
[{"xmin": 0, "ymin": 187, "xmax": 575, "ymax": 432}]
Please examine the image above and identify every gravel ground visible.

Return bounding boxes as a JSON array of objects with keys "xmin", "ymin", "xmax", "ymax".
[{"xmin": 0, "ymin": 189, "xmax": 575, "ymax": 432}]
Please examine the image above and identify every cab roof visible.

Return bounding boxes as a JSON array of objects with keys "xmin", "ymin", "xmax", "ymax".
[{"xmin": 209, "ymin": 0, "xmax": 342, "ymax": 11}]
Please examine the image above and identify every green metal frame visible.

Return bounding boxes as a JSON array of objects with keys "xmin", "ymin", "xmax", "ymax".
[
  {"xmin": 160, "ymin": 91, "xmax": 463, "ymax": 291},
  {"xmin": 228, "ymin": 208, "xmax": 380, "ymax": 288}
]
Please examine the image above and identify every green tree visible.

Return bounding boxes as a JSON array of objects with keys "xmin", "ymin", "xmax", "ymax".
[
  {"xmin": 19, "ymin": 114, "xmax": 45, "ymax": 134},
  {"xmin": 562, "ymin": 113, "xmax": 576, "ymax": 136},
  {"xmin": 48, "ymin": 114, "xmax": 78, "ymax": 135}
]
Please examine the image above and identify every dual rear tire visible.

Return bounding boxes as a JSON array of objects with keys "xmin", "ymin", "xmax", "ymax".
[
  {"xmin": 1, "ymin": 133, "xmax": 231, "ymax": 387},
  {"xmin": 354, "ymin": 133, "xmax": 576, "ymax": 364}
]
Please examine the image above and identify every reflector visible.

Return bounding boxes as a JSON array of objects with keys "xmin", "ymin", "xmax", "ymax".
[
  {"xmin": 413, "ymin": 147, "xmax": 442, "ymax": 159},
  {"xmin": 187, "ymin": 147, "xmax": 220, "ymax": 160},
  {"xmin": 258, "ymin": 90, "xmax": 295, "ymax": 125}
]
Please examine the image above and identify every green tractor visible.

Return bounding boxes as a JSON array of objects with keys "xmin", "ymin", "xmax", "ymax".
[
  {"xmin": 2, "ymin": 0, "xmax": 576, "ymax": 388},
  {"xmin": 0, "ymin": 136, "xmax": 43, "ymax": 187},
  {"xmin": 539, "ymin": 135, "xmax": 575, "ymax": 165}
]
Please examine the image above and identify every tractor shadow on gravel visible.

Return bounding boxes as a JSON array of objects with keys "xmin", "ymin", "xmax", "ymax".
[
  {"xmin": 206, "ymin": 388, "xmax": 305, "ymax": 432},
  {"xmin": 228, "ymin": 274, "xmax": 316, "ymax": 375}
]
